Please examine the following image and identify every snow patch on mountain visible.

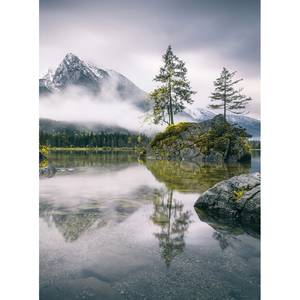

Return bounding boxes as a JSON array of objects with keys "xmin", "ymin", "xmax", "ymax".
[
  {"xmin": 184, "ymin": 107, "xmax": 215, "ymax": 121},
  {"xmin": 184, "ymin": 107, "xmax": 260, "ymax": 138}
]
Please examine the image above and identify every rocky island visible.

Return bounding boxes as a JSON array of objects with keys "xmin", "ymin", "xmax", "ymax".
[{"xmin": 145, "ymin": 115, "xmax": 252, "ymax": 164}]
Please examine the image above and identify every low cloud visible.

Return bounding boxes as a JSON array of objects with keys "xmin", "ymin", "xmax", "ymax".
[{"xmin": 39, "ymin": 87, "xmax": 162, "ymax": 134}]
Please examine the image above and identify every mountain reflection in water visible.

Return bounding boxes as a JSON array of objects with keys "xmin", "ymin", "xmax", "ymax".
[{"xmin": 40, "ymin": 151, "xmax": 260, "ymax": 300}]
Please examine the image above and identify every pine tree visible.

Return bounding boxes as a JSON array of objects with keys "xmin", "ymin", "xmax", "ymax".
[
  {"xmin": 150, "ymin": 45, "xmax": 195, "ymax": 125},
  {"xmin": 209, "ymin": 67, "xmax": 252, "ymax": 120}
]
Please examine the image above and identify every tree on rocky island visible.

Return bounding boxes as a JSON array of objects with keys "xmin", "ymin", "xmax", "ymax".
[
  {"xmin": 209, "ymin": 67, "xmax": 252, "ymax": 120},
  {"xmin": 150, "ymin": 45, "xmax": 196, "ymax": 125}
]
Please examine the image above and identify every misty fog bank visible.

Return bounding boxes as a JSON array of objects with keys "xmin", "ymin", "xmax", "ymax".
[{"xmin": 39, "ymin": 87, "xmax": 164, "ymax": 134}]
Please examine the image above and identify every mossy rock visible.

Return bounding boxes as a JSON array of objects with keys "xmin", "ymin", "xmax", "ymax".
[
  {"xmin": 147, "ymin": 115, "xmax": 251, "ymax": 164},
  {"xmin": 150, "ymin": 122, "xmax": 195, "ymax": 147}
]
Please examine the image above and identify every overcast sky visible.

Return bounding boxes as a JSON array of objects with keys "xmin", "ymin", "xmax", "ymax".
[{"xmin": 40, "ymin": 0, "xmax": 260, "ymax": 118}]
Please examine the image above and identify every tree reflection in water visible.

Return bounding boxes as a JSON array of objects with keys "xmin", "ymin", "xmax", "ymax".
[
  {"xmin": 150, "ymin": 190, "xmax": 192, "ymax": 267},
  {"xmin": 212, "ymin": 232, "xmax": 231, "ymax": 250}
]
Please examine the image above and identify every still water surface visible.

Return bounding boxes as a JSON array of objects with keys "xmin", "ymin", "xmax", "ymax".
[{"xmin": 40, "ymin": 151, "xmax": 260, "ymax": 300}]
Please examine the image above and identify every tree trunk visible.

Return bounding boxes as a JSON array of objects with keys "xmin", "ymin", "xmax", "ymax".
[
  {"xmin": 224, "ymin": 77, "xmax": 227, "ymax": 121},
  {"xmin": 167, "ymin": 105, "xmax": 171, "ymax": 125},
  {"xmin": 169, "ymin": 99, "xmax": 174, "ymax": 124},
  {"xmin": 168, "ymin": 78, "xmax": 174, "ymax": 125}
]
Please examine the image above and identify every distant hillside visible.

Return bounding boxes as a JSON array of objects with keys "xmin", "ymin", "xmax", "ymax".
[{"xmin": 39, "ymin": 118, "xmax": 135, "ymax": 135}]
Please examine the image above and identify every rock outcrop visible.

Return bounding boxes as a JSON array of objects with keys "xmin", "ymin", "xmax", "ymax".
[
  {"xmin": 146, "ymin": 115, "xmax": 251, "ymax": 164},
  {"xmin": 194, "ymin": 172, "xmax": 260, "ymax": 232}
]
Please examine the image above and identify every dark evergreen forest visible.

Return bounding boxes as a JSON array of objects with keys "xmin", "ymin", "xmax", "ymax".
[{"xmin": 39, "ymin": 131, "xmax": 150, "ymax": 148}]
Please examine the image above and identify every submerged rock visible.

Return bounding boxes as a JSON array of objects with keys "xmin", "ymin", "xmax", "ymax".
[
  {"xmin": 39, "ymin": 151, "xmax": 47, "ymax": 162},
  {"xmin": 194, "ymin": 172, "xmax": 260, "ymax": 232},
  {"xmin": 147, "ymin": 115, "xmax": 251, "ymax": 163},
  {"xmin": 39, "ymin": 165, "xmax": 57, "ymax": 178},
  {"xmin": 144, "ymin": 159, "xmax": 251, "ymax": 193}
]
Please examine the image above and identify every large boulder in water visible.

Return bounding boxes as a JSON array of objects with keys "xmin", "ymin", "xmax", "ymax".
[
  {"xmin": 194, "ymin": 172, "xmax": 260, "ymax": 232},
  {"xmin": 146, "ymin": 115, "xmax": 251, "ymax": 163}
]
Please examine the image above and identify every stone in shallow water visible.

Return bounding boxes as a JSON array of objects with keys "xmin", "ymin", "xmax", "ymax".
[
  {"xmin": 39, "ymin": 165, "xmax": 57, "ymax": 178},
  {"xmin": 194, "ymin": 172, "xmax": 260, "ymax": 233}
]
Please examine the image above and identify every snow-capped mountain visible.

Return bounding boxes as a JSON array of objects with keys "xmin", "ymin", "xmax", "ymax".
[
  {"xmin": 39, "ymin": 53, "xmax": 149, "ymax": 109},
  {"xmin": 184, "ymin": 108, "xmax": 216, "ymax": 121},
  {"xmin": 184, "ymin": 108, "xmax": 260, "ymax": 138},
  {"xmin": 39, "ymin": 53, "xmax": 105, "ymax": 94}
]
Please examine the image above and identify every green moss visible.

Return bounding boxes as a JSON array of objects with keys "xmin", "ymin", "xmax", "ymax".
[
  {"xmin": 39, "ymin": 158, "xmax": 49, "ymax": 168},
  {"xmin": 194, "ymin": 121, "xmax": 251, "ymax": 159},
  {"xmin": 150, "ymin": 122, "xmax": 193, "ymax": 147},
  {"xmin": 165, "ymin": 122, "xmax": 193, "ymax": 135},
  {"xmin": 234, "ymin": 189, "xmax": 245, "ymax": 201},
  {"xmin": 149, "ymin": 117, "xmax": 251, "ymax": 162},
  {"xmin": 40, "ymin": 145, "xmax": 50, "ymax": 156}
]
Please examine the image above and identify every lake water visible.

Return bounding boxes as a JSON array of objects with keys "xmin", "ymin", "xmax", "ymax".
[{"xmin": 40, "ymin": 151, "xmax": 260, "ymax": 300}]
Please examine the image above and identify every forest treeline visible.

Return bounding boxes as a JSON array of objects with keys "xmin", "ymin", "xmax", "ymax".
[
  {"xmin": 249, "ymin": 140, "xmax": 260, "ymax": 150},
  {"xmin": 40, "ymin": 131, "xmax": 150, "ymax": 148}
]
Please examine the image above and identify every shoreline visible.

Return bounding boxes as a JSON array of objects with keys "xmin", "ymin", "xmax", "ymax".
[
  {"xmin": 49, "ymin": 147, "xmax": 139, "ymax": 152},
  {"xmin": 47, "ymin": 147, "xmax": 260, "ymax": 152}
]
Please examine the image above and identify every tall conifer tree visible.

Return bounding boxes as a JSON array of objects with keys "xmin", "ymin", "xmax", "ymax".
[
  {"xmin": 150, "ymin": 46, "xmax": 195, "ymax": 125},
  {"xmin": 209, "ymin": 67, "xmax": 252, "ymax": 120}
]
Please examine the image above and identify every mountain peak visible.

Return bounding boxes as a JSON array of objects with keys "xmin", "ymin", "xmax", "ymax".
[
  {"xmin": 50, "ymin": 53, "xmax": 103, "ymax": 91},
  {"xmin": 58, "ymin": 53, "xmax": 87, "ymax": 72},
  {"xmin": 63, "ymin": 53, "xmax": 81, "ymax": 63},
  {"xmin": 39, "ymin": 53, "xmax": 148, "ymax": 108}
]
